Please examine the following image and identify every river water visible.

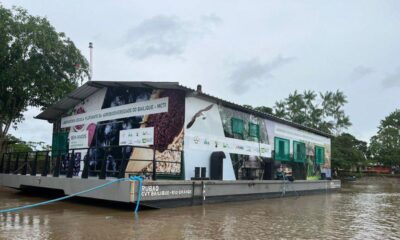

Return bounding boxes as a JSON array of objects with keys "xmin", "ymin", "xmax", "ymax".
[{"xmin": 1, "ymin": 178, "xmax": 399, "ymax": 240}]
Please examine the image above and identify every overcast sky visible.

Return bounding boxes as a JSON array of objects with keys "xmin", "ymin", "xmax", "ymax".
[{"xmin": 4, "ymin": 0, "xmax": 400, "ymax": 145}]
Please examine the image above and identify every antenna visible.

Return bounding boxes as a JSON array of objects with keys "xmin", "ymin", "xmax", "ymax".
[{"xmin": 89, "ymin": 42, "xmax": 93, "ymax": 80}]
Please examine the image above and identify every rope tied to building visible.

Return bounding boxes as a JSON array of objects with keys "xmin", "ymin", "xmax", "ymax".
[{"xmin": 0, "ymin": 176, "xmax": 143, "ymax": 214}]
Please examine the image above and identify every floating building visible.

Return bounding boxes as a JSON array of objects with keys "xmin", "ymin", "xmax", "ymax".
[{"xmin": 0, "ymin": 81, "xmax": 340, "ymax": 208}]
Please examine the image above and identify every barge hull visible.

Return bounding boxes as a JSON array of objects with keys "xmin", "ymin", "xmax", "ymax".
[{"xmin": 0, "ymin": 174, "xmax": 340, "ymax": 208}]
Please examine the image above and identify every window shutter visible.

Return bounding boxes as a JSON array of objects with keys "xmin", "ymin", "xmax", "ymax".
[
  {"xmin": 52, "ymin": 132, "xmax": 68, "ymax": 157},
  {"xmin": 293, "ymin": 141, "xmax": 306, "ymax": 163},
  {"xmin": 248, "ymin": 123, "xmax": 259, "ymax": 138},
  {"xmin": 284, "ymin": 140, "xmax": 289, "ymax": 159},
  {"xmin": 231, "ymin": 118, "xmax": 244, "ymax": 136},
  {"xmin": 315, "ymin": 146, "xmax": 325, "ymax": 164},
  {"xmin": 275, "ymin": 137, "xmax": 290, "ymax": 161},
  {"xmin": 275, "ymin": 139, "xmax": 281, "ymax": 156}
]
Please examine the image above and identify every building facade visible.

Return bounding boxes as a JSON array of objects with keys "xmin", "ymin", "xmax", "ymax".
[{"xmin": 37, "ymin": 81, "xmax": 331, "ymax": 181}]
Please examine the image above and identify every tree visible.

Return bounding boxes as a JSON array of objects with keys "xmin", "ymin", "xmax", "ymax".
[
  {"xmin": 254, "ymin": 106, "xmax": 273, "ymax": 115},
  {"xmin": 0, "ymin": 134, "xmax": 33, "ymax": 153},
  {"xmin": 273, "ymin": 90, "xmax": 351, "ymax": 135},
  {"xmin": 331, "ymin": 133, "xmax": 368, "ymax": 172},
  {"xmin": 369, "ymin": 109, "xmax": 400, "ymax": 167},
  {"xmin": 0, "ymin": 5, "xmax": 89, "ymax": 153},
  {"xmin": 243, "ymin": 105, "xmax": 273, "ymax": 115}
]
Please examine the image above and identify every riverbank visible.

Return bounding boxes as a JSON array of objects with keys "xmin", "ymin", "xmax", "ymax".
[{"xmin": 343, "ymin": 175, "xmax": 400, "ymax": 184}]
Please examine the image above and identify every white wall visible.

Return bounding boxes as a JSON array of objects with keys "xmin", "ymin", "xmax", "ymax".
[
  {"xmin": 267, "ymin": 120, "xmax": 331, "ymax": 154},
  {"xmin": 183, "ymin": 97, "xmax": 236, "ymax": 180},
  {"xmin": 183, "ymin": 96, "xmax": 332, "ymax": 180}
]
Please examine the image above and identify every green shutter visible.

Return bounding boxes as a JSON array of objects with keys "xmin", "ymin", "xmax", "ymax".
[
  {"xmin": 293, "ymin": 141, "xmax": 306, "ymax": 163},
  {"xmin": 315, "ymin": 146, "xmax": 325, "ymax": 164},
  {"xmin": 275, "ymin": 138, "xmax": 281, "ymax": 156},
  {"xmin": 52, "ymin": 132, "xmax": 68, "ymax": 157},
  {"xmin": 279, "ymin": 141, "xmax": 285, "ymax": 159},
  {"xmin": 274, "ymin": 137, "xmax": 290, "ymax": 161},
  {"xmin": 248, "ymin": 123, "xmax": 260, "ymax": 138},
  {"xmin": 231, "ymin": 118, "xmax": 244, "ymax": 136}
]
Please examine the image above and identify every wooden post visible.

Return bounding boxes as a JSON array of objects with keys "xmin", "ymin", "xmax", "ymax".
[
  {"xmin": 99, "ymin": 152, "xmax": 107, "ymax": 180},
  {"xmin": 21, "ymin": 152, "xmax": 28, "ymax": 175},
  {"xmin": 31, "ymin": 152, "xmax": 38, "ymax": 176},
  {"xmin": 5, "ymin": 153, "xmax": 11, "ymax": 174},
  {"xmin": 67, "ymin": 150, "xmax": 75, "ymax": 178},
  {"xmin": 14, "ymin": 153, "xmax": 20, "ymax": 174},
  {"xmin": 201, "ymin": 181, "xmax": 206, "ymax": 204},
  {"xmin": 0, "ymin": 153, "xmax": 5, "ymax": 173},
  {"xmin": 118, "ymin": 148, "xmax": 128, "ymax": 179},
  {"xmin": 152, "ymin": 146, "xmax": 156, "ymax": 181},
  {"xmin": 81, "ymin": 150, "xmax": 89, "ymax": 179},
  {"xmin": 53, "ymin": 152, "xmax": 61, "ymax": 177},
  {"xmin": 41, "ymin": 151, "xmax": 49, "ymax": 176}
]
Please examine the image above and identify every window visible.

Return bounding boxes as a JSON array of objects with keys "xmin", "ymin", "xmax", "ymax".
[
  {"xmin": 293, "ymin": 141, "xmax": 306, "ymax": 163},
  {"xmin": 274, "ymin": 137, "xmax": 290, "ymax": 161},
  {"xmin": 315, "ymin": 146, "xmax": 325, "ymax": 164},
  {"xmin": 231, "ymin": 118, "xmax": 244, "ymax": 136},
  {"xmin": 248, "ymin": 123, "xmax": 260, "ymax": 138}
]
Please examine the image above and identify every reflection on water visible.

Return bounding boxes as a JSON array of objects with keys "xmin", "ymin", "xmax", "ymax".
[{"xmin": 1, "ymin": 178, "xmax": 399, "ymax": 240}]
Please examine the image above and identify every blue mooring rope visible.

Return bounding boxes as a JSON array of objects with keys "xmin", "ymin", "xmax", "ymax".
[{"xmin": 0, "ymin": 176, "xmax": 143, "ymax": 214}]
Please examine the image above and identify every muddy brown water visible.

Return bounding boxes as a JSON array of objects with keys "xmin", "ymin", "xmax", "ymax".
[{"xmin": 1, "ymin": 178, "xmax": 399, "ymax": 240}]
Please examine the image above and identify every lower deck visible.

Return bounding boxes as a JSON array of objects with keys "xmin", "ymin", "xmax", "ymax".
[{"xmin": 0, "ymin": 173, "xmax": 340, "ymax": 208}]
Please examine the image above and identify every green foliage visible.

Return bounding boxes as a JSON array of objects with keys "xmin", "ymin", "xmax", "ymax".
[
  {"xmin": 369, "ymin": 109, "xmax": 400, "ymax": 167},
  {"xmin": 9, "ymin": 142, "xmax": 33, "ymax": 153},
  {"xmin": 0, "ymin": 5, "xmax": 88, "ymax": 151},
  {"xmin": 306, "ymin": 175, "xmax": 319, "ymax": 180},
  {"xmin": 331, "ymin": 133, "xmax": 367, "ymax": 171},
  {"xmin": 242, "ymin": 105, "xmax": 273, "ymax": 115},
  {"xmin": 273, "ymin": 90, "xmax": 351, "ymax": 135},
  {"xmin": 254, "ymin": 106, "xmax": 273, "ymax": 115},
  {"xmin": 1, "ymin": 134, "xmax": 32, "ymax": 153}
]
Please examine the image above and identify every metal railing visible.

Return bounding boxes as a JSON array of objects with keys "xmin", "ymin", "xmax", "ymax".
[{"xmin": 0, "ymin": 145, "xmax": 183, "ymax": 180}]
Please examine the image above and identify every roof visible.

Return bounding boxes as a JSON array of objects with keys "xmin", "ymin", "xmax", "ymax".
[
  {"xmin": 35, "ymin": 81, "xmax": 186, "ymax": 122},
  {"xmin": 36, "ymin": 80, "xmax": 331, "ymax": 138}
]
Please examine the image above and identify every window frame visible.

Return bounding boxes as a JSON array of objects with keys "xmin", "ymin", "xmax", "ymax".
[
  {"xmin": 248, "ymin": 122, "xmax": 260, "ymax": 138},
  {"xmin": 231, "ymin": 118, "xmax": 244, "ymax": 136},
  {"xmin": 315, "ymin": 146, "xmax": 325, "ymax": 165},
  {"xmin": 293, "ymin": 141, "xmax": 306, "ymax": 163},
  {"xmin": 274, "ymin": 137, "xmax": 290, "ymax": 161},
  {"xmin": 52, "ymin": 132, "xmax": 69, "ymax": 157}
]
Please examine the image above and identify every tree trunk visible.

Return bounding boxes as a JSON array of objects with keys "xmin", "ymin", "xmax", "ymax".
[{"xmin": 0, "ymin": 121, "xmax": 12, "ymax": 154}]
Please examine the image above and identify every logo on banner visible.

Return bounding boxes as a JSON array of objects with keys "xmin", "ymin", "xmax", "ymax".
[
  {"xmin": 187, "ymin": 133, "xmax": 271, "ymax": 157},
  {"xmin": 119, "ymin": 127, "xmax": 154, "ymax": 146}
]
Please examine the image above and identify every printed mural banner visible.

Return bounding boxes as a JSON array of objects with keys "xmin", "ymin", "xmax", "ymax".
[{"xmin": 64, "ymin": 87, "xmax": 185, "ymax": 178}]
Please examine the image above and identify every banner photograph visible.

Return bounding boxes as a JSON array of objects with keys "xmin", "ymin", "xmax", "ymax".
[{"xmin": 60, "ymin": 87, "xmax": 185, "ymax": 178}]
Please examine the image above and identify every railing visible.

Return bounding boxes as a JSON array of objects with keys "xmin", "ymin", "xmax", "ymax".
[{"xmin": 0, "ymin": 145, "xmax": 183, "ymax": 180}]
